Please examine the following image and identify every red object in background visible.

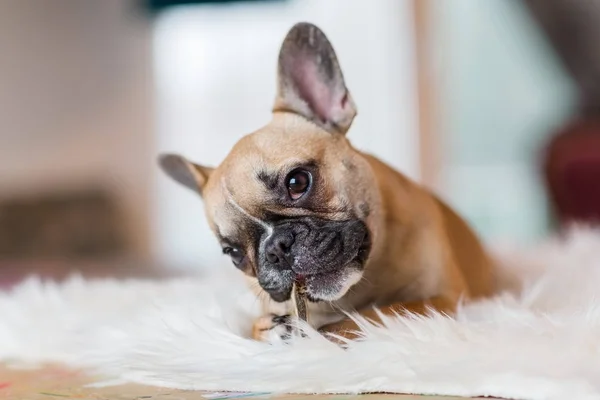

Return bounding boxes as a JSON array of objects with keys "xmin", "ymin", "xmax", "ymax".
[{"xmin": 543, "ymin": 118, "xmax": 600, "ymax": 226}]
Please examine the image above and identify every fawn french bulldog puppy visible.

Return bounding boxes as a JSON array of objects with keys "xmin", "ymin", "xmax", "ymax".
[{"xmin": 159, "ymin": 22, "xmax": 493, "ymax": 341}]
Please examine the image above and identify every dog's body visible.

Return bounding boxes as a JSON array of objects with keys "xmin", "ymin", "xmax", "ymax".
[{"xmin": 159, "ymin": 23, "xmax": 493, "ymax": 341}]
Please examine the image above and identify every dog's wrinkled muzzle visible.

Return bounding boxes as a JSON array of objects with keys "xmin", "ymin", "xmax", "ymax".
[{"xmin": 257, "ymin": 217, "xmax": 370, "ymax": 302}]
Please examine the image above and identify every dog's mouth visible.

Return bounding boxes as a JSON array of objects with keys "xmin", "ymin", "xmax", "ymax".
[
  {"xmin": 299, "ymin": 230, "xmax": 371, "ymax": 303},
  {"xmin": 354, "ymin": 229, "xmax": 372, "ymax": 265},
  {"xmin": 301, "ymin": 267, "xmax": 362, "ymax": 302}
]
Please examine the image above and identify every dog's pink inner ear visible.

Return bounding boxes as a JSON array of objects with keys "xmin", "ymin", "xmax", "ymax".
[
  {"xmin": 275, "ymin": 23, "xmax": 356, "ymax": 135},
  {"xmin": 289, "ymin": 58, "xmax": 349, "ymax": 127}
]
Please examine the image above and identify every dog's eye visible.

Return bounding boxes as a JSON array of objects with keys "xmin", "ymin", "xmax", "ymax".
[
  {"xmin": 286, "ymin": 169, "xmax": 311, "ymax": 200},
  {"xmin": 223, "ymin": 246, "xmax": 245, "ymax": 267}
]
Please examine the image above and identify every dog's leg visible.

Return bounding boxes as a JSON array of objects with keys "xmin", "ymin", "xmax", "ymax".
[
  {"xmin": 318, "ymin": 296, "xmax": 458, "ymax": 340},
  {"xmin": 251, "ymin": 314, "xmax": 292, "ymax": 342}
]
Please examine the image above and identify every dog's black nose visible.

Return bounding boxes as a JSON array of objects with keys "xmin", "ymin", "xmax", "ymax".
[{"xmin": 264, "ymin": 232, "xmax": 294, "ymax": 266}]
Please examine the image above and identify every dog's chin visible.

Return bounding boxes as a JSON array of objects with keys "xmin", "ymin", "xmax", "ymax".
[{"xmin": 304, "ymin": 264, "xmax": 364, "ymax": 302}]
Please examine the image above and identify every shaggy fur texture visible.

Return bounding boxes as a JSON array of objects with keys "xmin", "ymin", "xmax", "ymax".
[{"xmin": 2, "ymin": 227, "xmax": 600, "ymax": 400}]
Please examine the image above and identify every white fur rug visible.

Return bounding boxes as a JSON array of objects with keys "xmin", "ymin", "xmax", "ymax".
[{"xmin": 2, "ymin": 228, "xmax": 600, "ymax": 400}]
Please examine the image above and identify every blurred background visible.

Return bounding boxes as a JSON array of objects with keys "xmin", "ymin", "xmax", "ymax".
[{"xmin": 0, "ymin": 0, "xmax": 596, "ymax": 285}]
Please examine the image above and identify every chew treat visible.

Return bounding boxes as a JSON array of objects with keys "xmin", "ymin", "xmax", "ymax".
[{"xmin": 292, "ymin": 280, "xmax": 308, "ymax": 322}]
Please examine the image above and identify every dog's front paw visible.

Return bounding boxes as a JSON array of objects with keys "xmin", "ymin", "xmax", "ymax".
[{"xmin": 251, "ymin": 314, "xmax": 292, "ymax": 342}]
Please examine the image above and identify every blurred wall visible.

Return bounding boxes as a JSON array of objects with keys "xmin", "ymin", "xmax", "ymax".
[
  {"xmin": 152, "ymin": 0, "xmax": 420, "ymax": 270},
  {"xmin": 0, "ymin": 0, "xmax": 420, "ymax": 270},
  {"xmin": 431, "ymin": 0, "xmax": 576, "ymax": 243},
  {"xmin": 0, "ymin": 1, "xmax": 153, "ymax": 258}
]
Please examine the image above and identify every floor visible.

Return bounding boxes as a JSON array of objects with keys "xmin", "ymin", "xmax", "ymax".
[{"xmin": 0, "ymin": 364, "xmax": 494, "ymax": 400}]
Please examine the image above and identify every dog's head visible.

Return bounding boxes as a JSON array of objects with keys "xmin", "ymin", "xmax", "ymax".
[{"xmin": 159, "ymin": 23, "xmax": 380, "ymax": 303}]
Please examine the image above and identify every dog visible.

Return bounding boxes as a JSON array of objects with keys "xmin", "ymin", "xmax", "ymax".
[{"xmin": 158, "ymin": 22, "xmax": 494, "ymax": 341}]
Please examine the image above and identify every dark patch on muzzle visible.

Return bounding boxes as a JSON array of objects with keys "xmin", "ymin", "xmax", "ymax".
[{"xmin": 256, "ymin": 217, "xmax": 370, "ymax": 302}]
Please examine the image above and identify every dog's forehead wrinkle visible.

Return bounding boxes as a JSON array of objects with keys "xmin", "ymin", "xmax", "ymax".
[
  {"xmin": 220, "ymin": 177, "xmax": 273, "ymax": 234},
  {"xmin": 255, "ymin": 169, "xmax": 279, "ymax": 191}
]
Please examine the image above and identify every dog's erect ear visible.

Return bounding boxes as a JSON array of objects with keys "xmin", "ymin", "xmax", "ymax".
[
  {"xmin": 273, "ymin": 22, "xmax": 357, "ymax": 135},
  {"xmin": 158, "ymin": 153, "xmax": 213, "ymax": 195}
]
